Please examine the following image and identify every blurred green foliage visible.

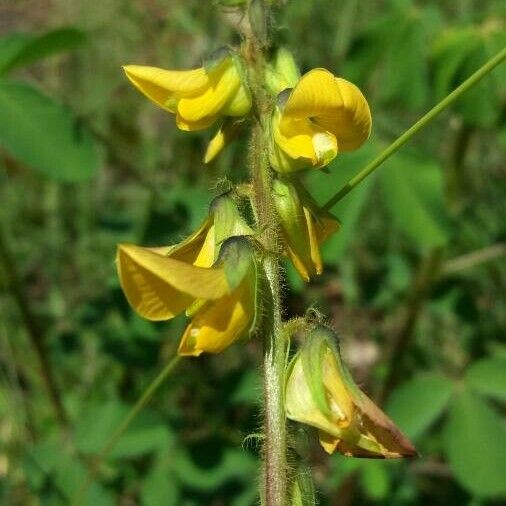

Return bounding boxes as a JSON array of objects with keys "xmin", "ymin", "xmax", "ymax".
[{"xmin": 0, "ymin": 0, "xmax": 504, "ymax": 504}]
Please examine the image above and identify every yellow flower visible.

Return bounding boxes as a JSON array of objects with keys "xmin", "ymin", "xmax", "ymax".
[
  {"xmin": 273, "ymin": 178, "xmax": 340, "ymax": 281},
  {"xmin": 269, "ymin": 69, "xmax": 372, "ymax": 173},
  {"xmin": 116, "ymin": 197, "xmax": 256, "ymax": 356},
  {"xmin": 285, "ymin": 326, "xmax": 417, "ymax": 458},
  {"xmin": 123, "ymin": 51, "xmax": 251, "ymax": 131}
]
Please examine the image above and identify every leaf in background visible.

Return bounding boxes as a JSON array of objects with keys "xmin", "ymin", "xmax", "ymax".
[
  {"xmin": 173, "ymin": 446, "xmax": 257, "ymax": 491},
  {"xmin": 0, "ymin": 28, "xmax": 86, "ymax": 76},
  {"xmin": 345, "ymin": 1, "xmax": 440, "ymax": 109},
  {"xmin": 54, "ymin": 453, "xmax": 114, "ymax": 505},
  {"xmin": 359, "ymin": 460, "xmax": 391, "ymax": 501},
  {"xmin": 75, "ymin": 401, "xmax": 171, "ymax": 459},
  {"xmin": 142, "ymin": 451, "xmax": 180, "ymax": 506},
  {"xmin": 465, "ymin": 357, "xmax": 506, "ymax": 402},
  {"xmin": 432, "ymin": 24, "xmax": 505, "ymax": 127},
  {"xmin": 306, "ymin": 141, "xmax": 379, "ymax": 264},
  {"xmin": 387, "ymin": 372, "xmax": 454, "ymax": 440},
  {"xmin": 380, "ymin": 154, "xmax": 450, "ymax": 251},
  {"xmin": 444, "ymin": 391, "xmax": 506, "ymax": 498},
  {"xmin": 0, "ymin": 33, "xmax": 33, "ymax": 75},
  {"xmin": 0, "ymin": 80, "xmax": 99, "ymax": 182}
]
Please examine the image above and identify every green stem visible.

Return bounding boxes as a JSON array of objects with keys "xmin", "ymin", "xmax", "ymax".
[
  {"xmin": 73, "ymin": 355, "xmax": 181, "ymax": 505},
  {"xmin": 242, "ymin": 2, "xmax": 288, "ymax": 503},
  {"xmin": 323, "ymin": 47, "xmax": 506, "ymax": 211}
]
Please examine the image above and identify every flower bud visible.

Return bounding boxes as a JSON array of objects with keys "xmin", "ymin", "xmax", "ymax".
[
  {"xmin": 266, "ymin": 47, "xmax": 300, "ymax": 95},
  {"xmin": 273, "ymin": 178, "xmax": 340, "ymax": 281},
  {"xmin": 285, "ymin": 326, "xmax": 418, "ymax": 458}
]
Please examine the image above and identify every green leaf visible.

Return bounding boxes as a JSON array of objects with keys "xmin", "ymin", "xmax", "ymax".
[
  {"xmin": 306, "ymin": 141, "xmax": 379, "ymax": 263},
  {"xmin": 75, "ymin": 401, "xmax": 171, "ymax": 459},
  {"xmin": 54, "ymin": 453, "xmax": 114, "ymax": 505},
  {"xmin": 387, "ymin": 372, "xmax": 454, "ymax": 439},
  {"xmin": 444, "ymin": 391, "xmax": 506, "ymax": 498},
  {"xmin": 0, "ymin": 33, "xmax": 32, "ymax": 75},
  {"xmin": 465, "ymin": 357, "xmax": 506, "ymax": 402},
  {"xmin": 380, "ymin": 154, "xmax": 449, "ymax": 250},
  {"xmin": 142, "ymin": 452, "xmax": 180, "ymax": 506},
  {"xmin": 0, "ymin": 28, "xmax": 86, "ymax": 76},
  {"xmin": 173, "ymin": 447, "xmax": 257, "ymax": 491},
  {"xmin": 0, "ymin": 80, "xmax": 99, "ymax": 182},
  {"xmin": 432, "ymin": 26, "xmax": 504, "ymax": 127},
  {"xmin": 359, "ymin": 461, "xmax": 391, "ymax": 500}
]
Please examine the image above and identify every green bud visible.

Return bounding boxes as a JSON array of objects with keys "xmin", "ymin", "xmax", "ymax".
[
  {"xmin": 286, "ymin": 325, "xmax": 418, "ymax": 459},
  {"xmin": 210, "ymin": 193, "xmax": 254, "ymax": 245}
]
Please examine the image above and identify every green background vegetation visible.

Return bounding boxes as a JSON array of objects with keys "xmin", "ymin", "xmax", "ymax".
[{"xmin": 0, "ymin": 0, "xmax": 504, "ymax": 504}]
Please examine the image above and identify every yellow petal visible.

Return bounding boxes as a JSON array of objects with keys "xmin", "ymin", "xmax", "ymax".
[
  {"xmin": 117, "ymin": 244, "xmax": 230, "ymax": 318},
  {"xmin": 272, "ymin": 111, "xmax": 338, "ymax": 171},
  {"xmin": 164, "ymin": 217, "xmax": 214, "ymax": 264},
  {"xmin": 192, "ymin": 224, "xmax": 216, "ymax": 268},
  {"xmin": 123, "ymin": 65, "xmax": 208, "ymax": 111},
  {"xmin": 282, "ymin": 69, "xmax": 371, "ymax": 152},
  {"xmin": 117, "ymin": 245, "xmax": 194, "ymax": 321},
  {"xmin": 304, "ymin": 206, "xmax": 323, "ymax": 276},
  {"xmin": 204, "ymin": 120, "xmax": 241, "ymax": 164},
  {"xmin": 178, "ymin": 274, "xmax": 255, "ymax": 356},
  {"xmin": 177, "ymin": 59, "xmax": 240, "ymax": 123},
  {"xmin": 176, "ymin": 113, "xmax": 219, "ymax": 131}
]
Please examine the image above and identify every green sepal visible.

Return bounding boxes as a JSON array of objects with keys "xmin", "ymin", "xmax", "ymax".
[
  {"xmin": 300, "ymin": 327, "xmax": 333, "ymax": 418},
  {"xmin": 272, "ymin": 177, "xmax": 312, "ymax": 267},
  {"xmin": 210, "ymin": 193, "xmax": 254, "ymax": 245},
  {"xmin": 217, "ymin": 236, "xmax": 255, "ymax": 291}
]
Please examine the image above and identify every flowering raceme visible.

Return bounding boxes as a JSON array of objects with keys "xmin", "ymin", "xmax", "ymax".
[
  {"xmin": 273, "ymin": 178, "xmax": 340, "ymax": 281},
  {"xmin": 123, "ymin": 50, "xmax": 251, "ymax": 131},
  {"xmin": 269, "ymin": 69, "xmax": 372, "ymax": 173},
  {"xmin": 286, "ymin": 326, "xmax": 417, "ymax": 458},
  {"xmin": 116, "ymin": 196, "xmax": 257, "ymax": 356}
]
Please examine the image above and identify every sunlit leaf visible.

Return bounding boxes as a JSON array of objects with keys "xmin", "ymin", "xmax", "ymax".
[
  {"xmin": 387, "ymin": 372, "xmax": 454, "ymax": 439},
  {"xmin": 444, "ymin": 391, "xmax": 506, "ymax": 498},
  {"xmin": 0, "ymin": 80, "xmax": 99, "ymax": 181},
  {"xmin": 465, "ymin": 357, "xmax": 506, "ymax": 402},
  {"xmin": 380, "ymin": 154, "xmax": 449, "ymax": 250},
  {"xmin": 0, "ymin": 28, "xmax": 86, "ymax": 76}
]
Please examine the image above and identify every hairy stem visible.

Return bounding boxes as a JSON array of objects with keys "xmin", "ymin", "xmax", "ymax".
[{"xmin": 242, "ymin": 2, "xmax": 288, "ymax": 504}]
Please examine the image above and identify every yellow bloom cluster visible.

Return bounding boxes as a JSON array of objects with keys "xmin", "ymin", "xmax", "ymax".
[
  {"xmin": 116, "ymin": 196, "xmax": 256, "ymax": 356},
  {"xmin": 118, "ymin": 45, "xmax": 417, "ymax": 463}
]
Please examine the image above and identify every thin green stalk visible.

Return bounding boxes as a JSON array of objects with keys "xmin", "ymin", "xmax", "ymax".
[
  {"xmin": 323, "ymin": 47, "xmax": 506, "ymax": 211},
  {"xmin": 242, "ymin": 2, "xmax": 288, "ymax": 503},
  {"xmin": 73, "ymin": 355, "xmax": 181, "ymax": 505}
]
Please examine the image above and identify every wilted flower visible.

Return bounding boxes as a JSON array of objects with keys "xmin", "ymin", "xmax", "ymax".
[
  {"xmin": 116, "ymin": 196, "xmax": 257, "ymax": 356},
  {"xmin": 273, "ymin": 178, "xmax": 340, "ymax": 281},
  {"xmin": 269, "ymin": 69, "xmax": 372, "ymax": 173},
  {"xmin": 285, "ymin": 326, "xmax": 417, "ymax": 458},
  {"xmin": 123, "ymin": 49, "xmax": 251, "ymax": 131}
]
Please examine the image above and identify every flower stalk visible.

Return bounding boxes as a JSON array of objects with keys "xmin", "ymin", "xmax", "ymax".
[
  {"xmin": 242, "ymin": 2, "xmax": 289, "ymax": 503},
  {"xmin": 323, "ymin": 47, "xmax": 506, "ymax": 210}
]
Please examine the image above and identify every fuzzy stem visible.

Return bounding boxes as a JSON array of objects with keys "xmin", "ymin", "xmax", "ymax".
[
  {"xmin": 323, "ymin": 47, "xmax": 506, "ymax": 211},
  {"xmin": 242, "ymin": 2, "xmax": 288, "ymax": 504}
]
